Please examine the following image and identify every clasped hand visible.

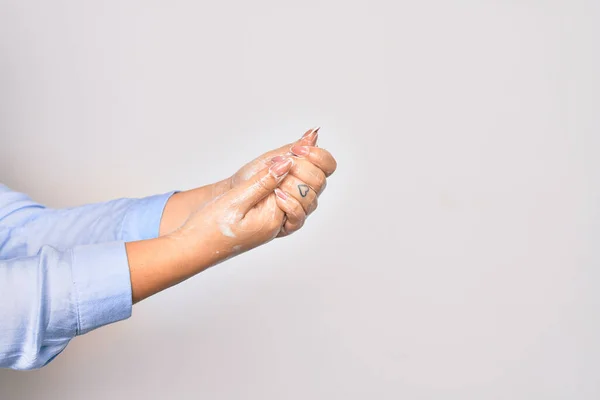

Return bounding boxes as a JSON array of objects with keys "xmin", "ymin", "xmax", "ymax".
[
  {"xmin": 173, "ymin": 127, "xmax": 337, "ymax": 259},
  {"xmin": 127, "ymin": 128, "xmax": 337, "ymax": 302}
]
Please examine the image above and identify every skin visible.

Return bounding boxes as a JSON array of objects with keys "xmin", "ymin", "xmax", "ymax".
[
  {"xmin": 158, "ymin": 127, "xmax": 336, "ymax": 237},
  {"xmin": 126, "ymin": 128, "xmax": 337, "ymax": 303}
]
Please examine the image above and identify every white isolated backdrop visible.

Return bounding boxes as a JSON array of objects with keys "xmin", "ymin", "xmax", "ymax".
[{"xmin": 1, "ymin": 1, "xmax": 599, "ymax": 399}]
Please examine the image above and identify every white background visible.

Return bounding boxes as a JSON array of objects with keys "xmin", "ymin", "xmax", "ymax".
[{"xmin": 1, "ymin": 1, "xmax": 599, "ymax": 398}]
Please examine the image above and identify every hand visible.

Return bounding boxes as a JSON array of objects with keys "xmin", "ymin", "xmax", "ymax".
[
  {"xmin": 230, "ymin": 127, "xmax": 320, "ymax": 187},
  {"xmin": 231, "ymin": 127, "xmax": 337, "ymax": 237},
  {"xmin": 173, "ymin": 156, "xmax": 294, "ymax": 260},
  {"xmin": 158, "ymin": 128, "xmax": 337, "ymax": 237},
  {"xmin": 127, "ymin": 157, "xmax": 294, "ymax": 302}
]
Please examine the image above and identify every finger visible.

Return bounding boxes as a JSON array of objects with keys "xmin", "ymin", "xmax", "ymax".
[
  {"xmin": 279, "ymin": 174, "xmax": 319, "ymax": 215},
  {"xmin": 298, "ymin": 126, "xmax": 320, "ymax": 147},
  {"xmin": 276, "ymin": 229, "xmax": 290, "ymax": 238},
  {"xmin": 274, "ymin": 188, "xmax": 307, "ymax": 237},
  {"xmin": 255, "ymin": 127, "xmax": 321, "ymax": 164},
  {"xmin": 237, "ymin": 192, "xmax": 285, "ymax": 238},
  {"xmin": 287, "ymin": 157, "xmax": 327, "ymax": 195},
  {"xmin": 231, "ymin": 127, "xmax": 321, "ymax": 189},
  {"xmin": 289, "ymin": 146, "xmax": 337, "ymax": 177},
  {"xmin": 271, "ymin": 126, "xmax": 319, "ymax": 154},
  {"xmin": 225, "ymin": 157, "xmax": 293, "ymax": 213}
]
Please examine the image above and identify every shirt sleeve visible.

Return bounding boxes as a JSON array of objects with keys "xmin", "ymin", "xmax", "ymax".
[
  {"xmin": 0, "ymin": 241, "xmax": 132, "ymax": 370},
  {"xmin": 0, "ymin": 184, "xmax": 176, "ymax": 259}
]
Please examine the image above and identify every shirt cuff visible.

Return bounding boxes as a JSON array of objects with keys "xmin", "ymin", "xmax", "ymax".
[
  {"xmin": 71, "ymin": 241, "xmax": 133, "ymax": 335},
  {"xmin": 121, "ymin": 191, "xmax": 177, "ymax": 242}
]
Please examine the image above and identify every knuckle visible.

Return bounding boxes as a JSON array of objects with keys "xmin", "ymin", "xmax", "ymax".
[
  {"xmin": 307, "ymin": 197, "xmax": 319, "ymax": 215},
  {"xmin": 312, "ymin": 149, "xmax": 336, "ymax": 176},
  {"xmin": 255, "ymin": 176, "xmax": 272, "ymax": 192},
  {"xmin": 330, "ymin": 158, "xmax": 338, "ymax": 174},
  {"xmin": 292, "ymin": 216, "xmax": 306, "ymax": 231},
  {"xmin": 315, "ymin": 173, "xmax": 326, "ymax": 192},
  {"xmin": 293, "ymin": 201, "xmax": 306, "ymax": 219},
  {"xmin": 277, "ymin": 228, "xmax": 289, "ymax": 238},
  {"xmin": 319, "ymin": 178, "xmax": 328, "ymax": 194}
]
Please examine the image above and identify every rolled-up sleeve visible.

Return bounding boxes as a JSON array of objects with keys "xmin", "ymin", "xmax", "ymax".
[
  {"xmin": 0, "ymin": 184, "xmax": 176, "ymax": 259},
  {"xmin": 0, "ymin": 241, "xmax": 132, "ymax": 370},
  {"xmin": 120, "ymin": 193, "xmax": 175, "ymax": 242}
]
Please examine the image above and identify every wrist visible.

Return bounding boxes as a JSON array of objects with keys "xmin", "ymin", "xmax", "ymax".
[{"xmin": 159, "ymin": 178, "xmax": 232, "ymax": 236}]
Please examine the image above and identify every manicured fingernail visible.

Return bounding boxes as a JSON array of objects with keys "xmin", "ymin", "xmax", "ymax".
[
  {"xmin": 271, "ymin": 155, "xmax": 285, "ymax": 163},
  {"xmin": 302, "ymin": 126, "xmax": 320, "ymax": 139},
  {"xmin": 290, "ymin": 145, "xmax": 310, "ymax": 156},
  {"xmin": 274, "ymin": 188, "xmax": 288, "ymax": 200},
  {"xmin": 270, "ymin": 158, "xmax": 293, "ymax": 177},
  {"xmin": 303, "ymin": 127, "xmax": 320, "ymax": 144}
]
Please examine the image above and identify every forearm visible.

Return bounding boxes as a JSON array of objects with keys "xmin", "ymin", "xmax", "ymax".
[
  {"xmin": 158, "ymin": 178, "xmax": 232, "ymax": 236},
  {"xmin": 126, "ymin": 235, "xmax": 221, "ymax": 303}
]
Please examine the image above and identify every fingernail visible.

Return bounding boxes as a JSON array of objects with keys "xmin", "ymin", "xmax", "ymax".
[
  {"xmin": 303, "ymin": 127, "xmax": 320, "ymax": 143},
  {"xmin": 270, "ymin": 155, "xmax": 285, "ymax": 163},
  {"xmin": 275, "ymin": 188, "xmax": 288, "ymax": 200},
  {"xmin": 270, "ymin": 158, "xmax": 293, "ymax": 177},
  {"xmin": 290, "ymin": 145, "xmax": 310, "ymax": 156},
  {"xmin": 302, "ymin": 126, "xmax": 320, "ymax": 138}
]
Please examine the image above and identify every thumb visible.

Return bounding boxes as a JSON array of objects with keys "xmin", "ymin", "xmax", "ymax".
[{"xmin": 226, "ymin": 157, "xmax": 294, "ymax": 213}]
